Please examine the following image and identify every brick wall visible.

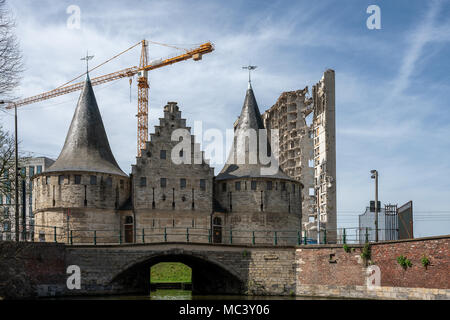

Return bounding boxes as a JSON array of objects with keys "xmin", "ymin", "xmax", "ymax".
[
  {"xmin": 0, "ymin": 242, "xmax": 66, "ymax": 299},
  {"xmin": 371, "ymin": 236, "xmax": 450, "ymax": 289}
]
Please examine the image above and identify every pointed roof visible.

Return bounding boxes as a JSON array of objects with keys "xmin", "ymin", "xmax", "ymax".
[
  {"xmin": 46, "ymin": 75, "xmax": 127, "ymax": 177},
  {"xmin": 216, "ymin": 85, "xmax": 293, "ymax": 181}
]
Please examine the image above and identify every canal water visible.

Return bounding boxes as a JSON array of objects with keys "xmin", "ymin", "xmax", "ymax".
[{"xmin": 62, "ymin": 289, "xmax": 336, "ymax": 300}]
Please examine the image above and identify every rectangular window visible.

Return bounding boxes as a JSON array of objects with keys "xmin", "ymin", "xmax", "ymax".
[
  {"xmin": 4, "ymin": 207, "xmax": 9, "ymax": 218},
  {"xmin": 90, "ymin": 175, "xmax": 97, "ymax": 185},
  {"xmin": 120, "ymin": 180, "xmax": 124, "ymax": 189},
  {"xmin": 266, "ymin": 181, "xmax": 273, "ymax": 190},
  {"xmin": 251, "ymin": 181, "xmax": 257, "ymax": 191},
  {"xmin": 140, "ymin": 177, "xmax": 147, "ymax": 187},
  {"xmin": 29, "ymin": 166, "xmax": 35, "ymax": 177},
  {"xmin": 0, "ymin": 195, "xmax": 2, "ymax": 205},
  {"xmin": 36, "ymin": 165, "xmax": 42, "ymax": 174},
  {"xmin": 281, "ymin": 182, "xmax": 286, "ymax": 191},
  {"xmin": 160, "ymin": 150, "xmax": 166, "ymax": 159},
  {"xmin": 74, "ymin": 175, "xmax": 81, "ymax": 185},
  {"xmin": 180, "ymin": 178, "xmax": 186, "ymax": 189},
  {"xmin": 46, "ymin": 176, "xmax": 50, "ymax": 185},
  {"xmin": 222, "ymin": 183, "xmax": 226, "ymax": 192},
  {"xmin": 200, "ymin": 179, "xmax": 206, "ymax": 191},
  {"xmin": 6, "ymin": 194, "xmax": 11, "ymax": 205},
  {"xmin": 106, "ymin": 177, "xmax": 112, "ymax": 186},
  {"xmin": 309, "ymin": 188, "xmax": 315, "ymax": 196},
  {"xmin": 235, "ymin": 181, "xmax": 241, "ymax": 191},
  {"xmin": 160, "ymin": 178, "xmax": 167, "ymax": 188},
  {"xmin": 58, "ymin": 175, "xmax": 64, "ymax": 185},
  {"xmin": 21, "ymin": 167, "xmax": 26, "ymax": 177}
]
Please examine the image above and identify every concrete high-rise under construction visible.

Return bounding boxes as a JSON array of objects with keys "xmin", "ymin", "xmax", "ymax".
[{"xmin": 262, "ymin": 69, "xmax": 336, "ymax": 242}]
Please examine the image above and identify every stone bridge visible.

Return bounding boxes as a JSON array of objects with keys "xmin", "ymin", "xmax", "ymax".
[
  {"xmin": 64, "ymin": 242, "xmax": 297, "ymax": 296},
  {"xmin": 2, "ymin": 236, "xmax": 448, "ymax": 299}
]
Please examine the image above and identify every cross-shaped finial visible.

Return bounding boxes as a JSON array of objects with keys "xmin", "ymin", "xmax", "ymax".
[
  {"xmin": 242, "ymin": 65, "xmax": 257, "ymax": 88},
  {"xmin": 80, "ymin": 51, "xmax": 94, "ymax": 73}
]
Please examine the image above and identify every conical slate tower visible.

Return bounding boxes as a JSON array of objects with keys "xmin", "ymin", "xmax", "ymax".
[
  {"xmin": 47, "ymin": 75, "xmax": 127, "ymax": 176},
  {"xmin": 216, "ymin": 82, "xmax": 292, "ymax": 181}
]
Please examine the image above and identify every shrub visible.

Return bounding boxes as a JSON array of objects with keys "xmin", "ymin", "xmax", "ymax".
[
  {"xmin": 360, "ymin": 243, "xmax": 371, "ymax": 260},
  {"xmin": 421, "ymin": 255, "xmax": 430, "ymax": 269},
  {"xmin": 343, "ymin": 244, "xmax": 350, "ymax": 253},
  {"xmin": 397, "ymin": 255, "xmax": 412, "ymax": 270}
]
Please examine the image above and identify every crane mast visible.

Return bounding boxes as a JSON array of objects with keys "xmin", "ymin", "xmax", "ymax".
[{"xmin": 137, "ymin": 40, "xmax": 149, "ymax": 156}]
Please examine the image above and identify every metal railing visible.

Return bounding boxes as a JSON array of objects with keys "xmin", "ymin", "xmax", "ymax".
[{"xmin": 0, "ymin": 224, "xmax": 399, "ymax": 246}]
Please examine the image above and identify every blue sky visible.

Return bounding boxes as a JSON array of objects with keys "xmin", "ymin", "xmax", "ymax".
[{"xmin": 1, "ymin": 0, "xmax": 450, "ymax": 237}]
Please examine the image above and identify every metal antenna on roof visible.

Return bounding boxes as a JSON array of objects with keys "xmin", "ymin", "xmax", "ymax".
[
  {"xmin": 242, "ymin": 65, "xmax": 257, "ymax": 88},
  {"xmin": 80, "ymin": 51, "xmax": 94, "ymax": 75}
]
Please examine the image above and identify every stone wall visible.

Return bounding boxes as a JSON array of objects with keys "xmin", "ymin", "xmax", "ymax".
[
  {"xmin": 213, "ymin": 177, "xmax": 302, "ymax": 245},
  {"xmin": 33, "ymin": 172, "xmax": 130, "ymax": 211}
]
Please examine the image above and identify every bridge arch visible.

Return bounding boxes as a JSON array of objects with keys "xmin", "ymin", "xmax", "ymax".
[{"xmin": 110, "ymin": 248, "xmax": 246, "ymax": 295}]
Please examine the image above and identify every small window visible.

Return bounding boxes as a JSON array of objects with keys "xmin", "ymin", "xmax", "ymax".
[
  {"xmin": 251, "ymin": 181, "xmax": 257, "ymax": 191},
  {"xmin": 266, "ymin": 181, "xmax": 273, "ymax": 190},
  {"xmin": 120, "ymin": 180, "xmax": 124, "ymax": 189},
  {"xmin": 235, "ymin": 181, "xmax": 241, "ymax": 191},
  {"xmin": 179, "ymin": 149, "xmax": 183, "ymax": 157},
  {"xmin": 125, "ymin": 216, "xmax": 133, "ymax": 224},
  {"xmin": 0, "ymin": 195, "xmax": 2, "ymax": 205},
  {"xmin": 90, "ymin": 175, "xmax": 97, "ymax": 185},
  {"xmin": 4, "ymin": 207, "xmax": 9, "ymax": 218},
  {"xmin": 160, "ymin": 150, "xmax": 166, "ymax": 159},
  {"xmin": 160, "ymin": 178, "xmax": 167, "ymax": 188},
  {"xmin": 281, "ymin": 182, "xmax": 286, "ymax": 191},
  {"xmin": 106, "ymin": 177, "xmax": 112, "ymax": 186},
  {"xmin": 222, "ymin": 183, "xmax": 227, "ymax": 192},
  {"xmin": 58, "ymin": 175, "xmax": 64, "ymax": 185},
  {"xmin": 200, "ymin": 179, "xmax": 206, "ymax": 191},
  {"xmin": 180, "ymin": 178, "xmax": 186, "ymax": 189},
  {"xmin": 36, "ymin": 165, "xmax": 42, "ymax": 174},
  {"xmin": 213, "ymin": 217, "xmax": 222, "ymax": 225},
  {"xmin": 309, "ymin": 188, "xmax": 315, "ymax": 196},
  {"xmin": 6, "ymin": 194, "xmax": 11, "ymax": 205},
  {"xmin": 29, "ymin": 166, "xmax": 35, "ymax": 177},
  {"xmin": 140, "ymin": 177, "xmax": 147, "ymax": 187},
  {"xmin": 74, "ymin": 175, "xmax": 81, "ymax": 185}
]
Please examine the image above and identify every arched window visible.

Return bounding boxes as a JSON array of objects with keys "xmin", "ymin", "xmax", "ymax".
[{"xmin": 213, "ymin": 217, "xmax": 222, "ymax": 226}]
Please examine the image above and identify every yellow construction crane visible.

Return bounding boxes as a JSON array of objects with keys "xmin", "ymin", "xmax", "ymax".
[{"xmin": 6, "ymin": 40, "xmax": 214, "ymax": 156}]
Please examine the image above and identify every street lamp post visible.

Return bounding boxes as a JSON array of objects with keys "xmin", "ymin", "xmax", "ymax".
[
  {"xmin": 370, "ymin": 170, "xmax": 378, "ymax": 242},
  {"xmin": 0, "ymin": 100, "xmax": 20, "ymax": 242}
]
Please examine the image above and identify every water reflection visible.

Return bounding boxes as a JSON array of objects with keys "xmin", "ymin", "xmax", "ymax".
[{"xmin": 69, "ymin": 289, "xmax": 335, "ymax": 300}]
